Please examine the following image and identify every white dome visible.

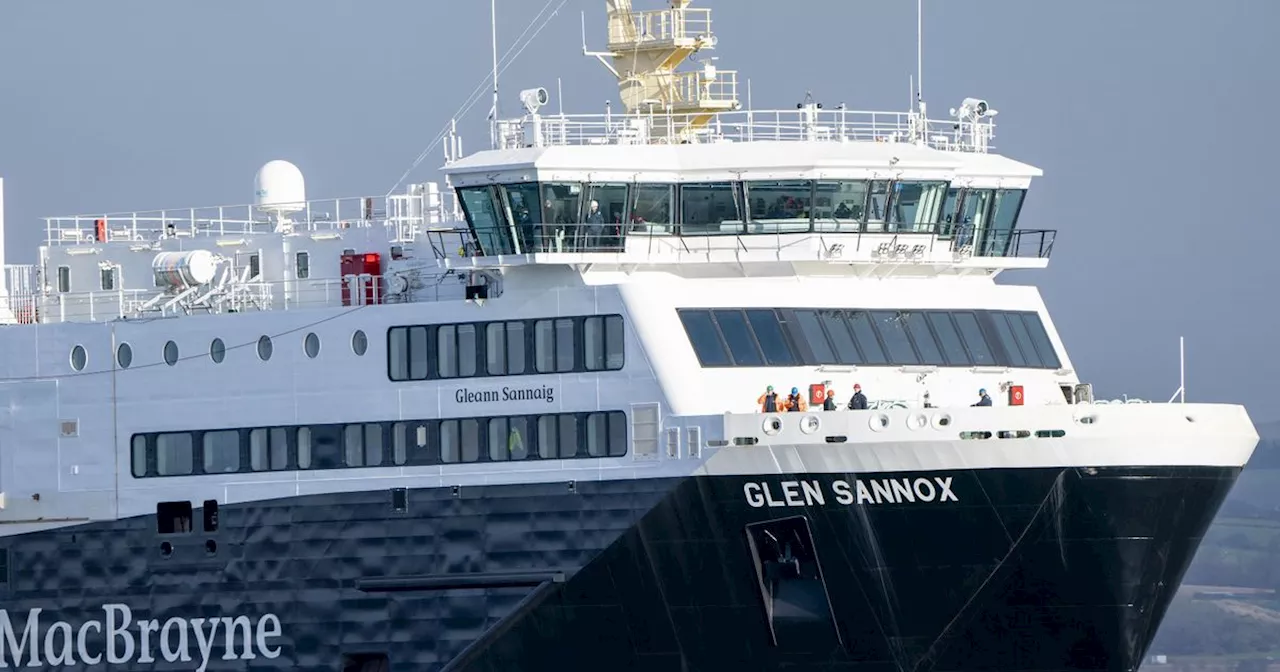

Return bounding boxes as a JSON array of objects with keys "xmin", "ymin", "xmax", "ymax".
[{"xmin": 253, "ymin": 160, "xmax": 306, "ymax": 213}]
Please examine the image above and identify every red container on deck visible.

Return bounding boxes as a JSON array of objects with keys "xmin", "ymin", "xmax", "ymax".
[
  {"xmin": 94, "ymin": 219, "xmax": 107, "ymax": 242},
  {"xmin": 808, "ymin": 384, "xmax": 826, "ymax": 407},
  {"xmin": 1008, "ymin": 385, "xmax": 1025, "ymax": 406},
  {"xmin": 340, "ymin": 252, "xmax": 384, "ymax": 306}
]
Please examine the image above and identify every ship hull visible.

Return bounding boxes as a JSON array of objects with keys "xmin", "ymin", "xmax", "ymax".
[{"xmin": 0, "ymin": 465, "xmax": 1238, "ymax": 671}]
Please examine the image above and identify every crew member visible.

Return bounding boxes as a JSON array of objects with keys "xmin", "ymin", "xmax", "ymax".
[
  {"xmin": 758, "ymin": 386, "xmax": 780, "ymax": 413},
  {"xmin": 973, "ymin": 388, "xmax": 993, "ymax": 406},
  {"xmin": 847, "ymin": 383, "xmax": 868, "ymax": 410},
  {"xmin": 823, "ymin": 383, "xmax": 838, "ymax": 411},
  {"xmin": 785, "ymin": 387, "xmax": 807, "ymax": 412}
]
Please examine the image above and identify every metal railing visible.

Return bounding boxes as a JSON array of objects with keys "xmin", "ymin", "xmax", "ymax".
[
  {"xmin": 608, "ymin": 6, "xmax": 712, "ymax": 47},
  {"xmin": 497, "ymin": 107, "xmax": 995, "ymax": 152},
  {"xmin": 946, "ymin": 226, "xmax": 1055, "ymax": 260},
  {"xmin": 42, "ymin": 186, "xmax": 462, "ymax": 247},
  {"xmin": 670, "ymin": 69, "xmax": 739, "ymax": 109}
]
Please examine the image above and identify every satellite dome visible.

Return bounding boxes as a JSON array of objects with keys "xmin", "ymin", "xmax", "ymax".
[{"xmin": 253, "ymin": 160, "xmax": 306, "ymax": 214}]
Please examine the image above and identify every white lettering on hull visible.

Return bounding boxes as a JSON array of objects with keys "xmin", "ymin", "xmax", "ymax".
[
  {"xmin": 0, "ymin": 604, "xmax": 282, "ymax": 670},
  {"xmin": 744, "ymin": 477, "xmax": 959, "ymax": 508}
]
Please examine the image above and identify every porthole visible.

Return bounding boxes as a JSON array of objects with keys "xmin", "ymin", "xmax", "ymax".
[
  {"xmin": 762, "ymin": 415, "xmax": 783, "ymax": 435},
  {"xmin": 930, "ymin": 413, "xmax": 952, "ymax": 430},
  {"xmin": 799, "ymin": 415, "xmax": 821, "ymax": 434},
  {"xmin": 351, "ymin": 330, "xmax": 368, "ymax": 356},
  {"xmin": 304, "ymin": 332, "xmax": 320, "ymax": 359},
  {"xmin": 257, "ymin": 335, "xmax": 273, "ymax": 361},
  {"xmin": 906, "ymin": 413, "xmax": 928, "ymax": 431},
  {"xmin": 70, "ymin": 345, "xmax": 87, "ymax": 371},
  {"xmin": 210, "ymin": 338, "xmax": 226, "ymax": 363},
  {"xmin": 116, "ymin": 342, "xmax": 133, "ymax": 369},
  {"xmin": 163, "ymin": 341, "xmax": 179, "ymax": 366},
  {"xmin": 869, "ymin": 413, "xmax": 890, "ymax": 432}
]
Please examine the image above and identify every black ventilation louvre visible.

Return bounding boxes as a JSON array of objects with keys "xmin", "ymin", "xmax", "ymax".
[{"xmin": 745, "ymin": 516, "xmax": 841, "ymax": 651}]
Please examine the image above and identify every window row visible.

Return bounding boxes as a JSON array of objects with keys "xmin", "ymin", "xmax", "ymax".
[
  {"xmin": 72, "ymin": 330, "xmax": 371, "ymax": 372},
  {"xmin": 130, "ymin": 410, "xmax": 629, "ymax": 478},
  {"xmin": 53, "ymin": 252, "xmax": 294, "ymax": 295},
  {"xmin": 388, "ymin": 314, "xmax": 624, "ymax": 382},
  {"xmin": 455, "ymin": 180, "xmax": 1027, "ymax": 256},
  {"xmin": 678, "ymin": 308, "xmax": 1061, "ymax": 370}
]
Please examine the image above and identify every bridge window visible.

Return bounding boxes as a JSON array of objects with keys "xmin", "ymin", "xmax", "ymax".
[
  {"xmin": 865, "ymin": 180, "xmax": 891, "ymax": 230},
  {"xmin": 541, "ymin": 182, "xmax": 582, "ymax": 228},
  {"xmin": 814, "ymin": 181, "xmax": 867, "ymax": 231},
  {"xmin": 745, "ymin": 180, "xmax": 812, "ymax": 232},
  {"xmin": 979, "ymin": 189, "xmax": 1026, "ymax": 256},
  {"xmin": 202, "ymin": 430, "xmax": 241, "ymax": 474},
  {"xmin": 678, "ymin": 307, "xmax": 1060, "ymax": 369},
  {"xmin": 630, "ymin": 184, "xmax": 673, "ymax": 229},
  {"xmin": 502, "ymin": 183, "xmax": 543, "ymax": 253},
  {"xmin": 586, "ymin": 183, "xmax": 628, "ymax": 247},
  {"xmin": 249, "ymin": 428, "xmax": 289, "ymax": 471},
  {"xmin": 681, "ymin": 182, "xmax": 743, "ymax": 235},
  {"xmin": 890, "ymin": 181, "xmax": 948, "ymax": 232},
  {"xmin": 458, "ymin": 186, "xmax": 514, "ymax": 256}
]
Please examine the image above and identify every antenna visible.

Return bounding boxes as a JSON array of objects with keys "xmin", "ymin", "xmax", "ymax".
[
  {"xmin": 490, "ymin": 0, "xmax": 500, "ymax": 150},
  {"xmin": 916, "ymin": 0, "xmax": 924, "ymax": 111}
]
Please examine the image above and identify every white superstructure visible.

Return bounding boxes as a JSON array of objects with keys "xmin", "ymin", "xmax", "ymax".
[{"xmin": 0, "ymin": 0, "xmax": 1257, "ymax": 538}]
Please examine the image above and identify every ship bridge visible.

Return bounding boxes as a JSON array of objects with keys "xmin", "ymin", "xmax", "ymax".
[{"xmin": 443, "ymin": 101, "xmax": 1051, "ymax": 277}]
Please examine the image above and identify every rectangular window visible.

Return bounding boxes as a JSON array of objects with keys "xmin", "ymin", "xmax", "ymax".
[
  {"xmin": 953, "ymin": 312, "xmax": 995, "ymax": 365},
  {"xmin": 745, "ymin": 180, "xmax": 813, "ymax": 232},
  {"xmin": 249, "ymin": 428, "xmax": 289, "ymax": 471},
  {"xmin": 57, "ymin": 266, "xmax": 70, "ymax": 293},
  {"xmin": 502, "ymin": 183, "xmax": 543, "ymax": 253},
  {"xmin": 819, "ymin": 310, "xmax": 863, "ymax": 365},
  {"xmin": 584, "ymin": 315, "xmax": 625, "ymax": 371},
  {"xmin": 713, "ymin": 310, "xmax": 763, "ymax": 366},
  {"xmin": 984, "ymin": 311, "xmax": 1028, "ymax": 367},
  {"xmin": 295, "ymin": 252, "xmax": 310, "ymax": 279},
  {"xmin": 387, "ymin": 326, "xmax": 429, "ymax": 381},
  {"xmin": 888, "ymin": 181, "xmax": 949, "ymax": 232},
  {"xmin": 301, "ymin": 425, "xmax": 342, "ymax": 470},
  {"xmin": 927, "ymin": 312, "xmax": 972, "ymax": 366},
  {"xmin": 586, "ymin": 411, "xmax": 628, "ymax": 458},
  {"xmin": 489, "ymin": 416, "xmax": 531, "ymax": 461},
  {"xmin": 680, "ymin": 183, "xmax": 743, "ymax": 235},
  {"xmin": 903, "ymin": 312, "xmax": 945, "ymax": 366},
  {"xmin": 248, "ymin": 254, "xmax": 261, "ymax": 280},
  {"xmin": 202, "ymin": 430, "xmax": 241, "ymax": 474},
  {"xmin": 630, "ymin": 184, "xmax": 673, "ymax": 229},
  {"xmin": 534, "ymin": 318, "xmax": 576, "ymax": 373},
  {"xmin": 344, "ymin": 423, "xmax": 384, "ymax": 467},
  {"xmin": 679, "ymin": 310, "xmax": 730, "ymax": 367},
  {"xmin": 100, "ymin": 266, "xmax": 116, "ymax": 291},
  {"xmin": 437, "ymin": 325, "xmax": 458, "ymax": 378},
  {"xmin": 1003, "ymin": 312, "xmax": 1043, "ymax": 368},
  {"xmin": 131, "ymin": 435, "xmax": 148, "ymax": 478},
  {"xmin": 156, "ymin": 433, "xmax": 193, "ymax": 476},
  {"xmin": 486, "ymin": 321, "xmax": 527, "ymax": 375},
  {"xmin": 792, "ymin": 310, "xmax": 837, "ymax": 364},
  {"xmin": 846, "ymin": 311, "xmax": 887, "ymax": 365},
  {"xmin": 871, "ymin": 311, "xmax": 919, "ymax": 365},
  {"xmin": 393, "ymin": 421, "xmax": 430, "ymax": 465},
  {"xmin": 744, "ymin": 309, "xmax": 797, "ymax": 366}
]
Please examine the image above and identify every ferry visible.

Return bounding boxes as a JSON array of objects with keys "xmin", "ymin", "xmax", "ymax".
[{"xmin": 0, "ymin": 1, "xmax": 1258, "ymax": 670}]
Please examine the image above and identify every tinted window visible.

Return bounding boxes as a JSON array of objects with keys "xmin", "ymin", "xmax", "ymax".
[
  {"xmin": 202, "ymin": 430, "xmax": 240, "ymax": 474},
  {"xmin": 679, "ymin": 310, "xmax": 731, "ymax": 366},
  {"xmin": 871, "ymin": 311, "xmax": 918, "ymax": 364},
  {"xmin": 927, "ymin": 313, "xmax": 971, "ymax": 366},
  {"xmin": 681, "ymin": 183, "xmax": 742, "ymax": 235},
  {"xmin": 846, "ymin": 312, "xmax": 887, "ymax": 364},
  {"xmin": 818, "ymin": 311, "xmax": 862, "ymax": 365},
  {"xmin": 1020, "ymin": 313, "xmax": 1061, "ymax": 369},
  {"xmin": 793, "ymin": 310, "xmax": 837, "ymax": 364},
  {"xmin": 712, "ymin": 310, "xmax": 763, "ymax": 366},
  {"xmin": 985, "ymin": 312, "xmax": 1027, "ymax": 367},
  {"xmin": 438, "ymin": 325, "xmax": 458, "ymax": 378},
  {"xmin": 156, "ymin": 433, "xmax": 193, "ymax": 476},
  {"xmin": 953, "ymin": 312, "xmax": 995, "ymax": 365},
  {"xmin": 249, "ymin": 428, "xmax": 289, "ymax": 471},
  {"xmin": 1003, "ymin": 312, "xmax": 1042, "ymax": 367},
  {"xmin": 904, "ymin": 312, "xmax": 944, "ymax": 365},
  {"xmin": 745, "ymin": 310, "xmax": 796, "ymax": 366}
]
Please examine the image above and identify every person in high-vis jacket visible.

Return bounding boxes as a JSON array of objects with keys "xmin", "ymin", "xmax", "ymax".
[
  {"xmin": 785, "ymin": 387, "xmax": 808, "ymax": 412},
  {"xmin": 758, "ymin": 386, "xmax": 780, "ymax": 413}
]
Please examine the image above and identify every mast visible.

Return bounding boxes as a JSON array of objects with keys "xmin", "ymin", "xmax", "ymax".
[{"xmin": 490, "ymin": 0, "xmax": 500, "ymax": 149}]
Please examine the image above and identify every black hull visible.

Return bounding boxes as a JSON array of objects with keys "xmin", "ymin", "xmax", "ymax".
[{"xmin": 0, "ymin": 465, "xmax": 1238, "ymax": 671}]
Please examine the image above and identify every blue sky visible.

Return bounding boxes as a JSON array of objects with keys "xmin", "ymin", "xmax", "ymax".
[{"xmin": 1, "ymin": 0, "xmax": 1278, "ymax": 418}]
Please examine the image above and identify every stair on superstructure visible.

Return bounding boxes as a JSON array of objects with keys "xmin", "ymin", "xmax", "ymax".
[{"xmin": 601, "ymin": 0, "xmax": 740, "ymax": 141}]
